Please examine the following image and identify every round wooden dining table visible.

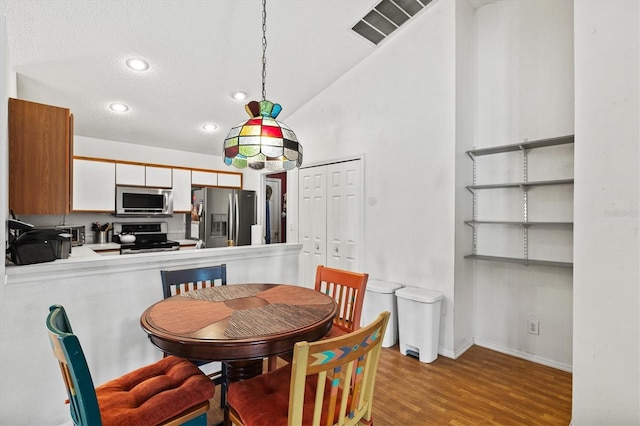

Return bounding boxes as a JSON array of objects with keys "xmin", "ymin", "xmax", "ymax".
[{"xmin": 140, "ymin": 283, "xmax": 338, "ymax": 382}]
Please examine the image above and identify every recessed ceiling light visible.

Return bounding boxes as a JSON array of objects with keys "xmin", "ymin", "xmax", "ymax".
[
  {"xmin": 110, "ymin": 103, "xmax": 129, "ymax": 112},
  {"xmin": 202, "ymin": 123, "xmax": 218, "ymax": 132},
  {"xmin": 126, "ymin": 58, "xmax": 149, "ymax": 71},
  {"xmin": 232, "ymin": 91, "xmax": 247, "ymax": 100}
]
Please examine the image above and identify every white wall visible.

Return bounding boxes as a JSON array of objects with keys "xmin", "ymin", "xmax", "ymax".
[
  {"xmin": 288, "ymin": 0, "xmax": 460, "ymax": 357},
  {"xmin": 471, "ymin": 0, "xmax": 575, "ymax": 371},
  {"xmin": 453, "ymin": 0, "xmax": 476, "ymax": 357},
  {"xmin": 1, "ymin": 245, "xmax": 301, "ymax": 425},
  {"xmin": 1, "ymin": 16, "xmax": 8, "ymax": 280},
  {"xmin": 572, "ymin": 0, "xmax": 639, "ymax": 424}
]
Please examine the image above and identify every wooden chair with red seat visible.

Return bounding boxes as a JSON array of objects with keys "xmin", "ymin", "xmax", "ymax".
[
  {"xmin": 228, "ymin": 311, "xmax": 390, "ymax": 426},
  {"xmin": 46, "ymin": 304, "xmax": 214, "ymax": 426},
  {"xmin": 269, "ymin": 265, "xmax": 369, "ymax": 371},
  {"xmin": 160, "ymin": 264, "xmax": 228, "ymax": 407}
]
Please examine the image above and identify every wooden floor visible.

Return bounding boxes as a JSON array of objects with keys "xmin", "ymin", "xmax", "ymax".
[{"xmin": 207, "ymin": 344, "xmax": 572, "ymax": 425}]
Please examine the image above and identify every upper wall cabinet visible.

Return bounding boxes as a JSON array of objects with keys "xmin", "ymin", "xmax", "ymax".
[
  {"xmin": 9, "ymin": 98, "xmax": 73, "ymax": 215},
  {"xmin": 72, "ymin": 159, "xmax": 116, "ymax": 212},
  {"xmin": 217, "ymin": 172, "xmax": 242, "ymax": 188},
  {"xmin": 191, "ymin": 170, "xmax": 242, "ymax": 188},
  {"xmin": 172, "ymin": 168, "xmax": 192, "ymax": 212},
  {"xmin": 145, "ymin": 166, "xmax": 172, "ymax": 187},
  {"xmin": 115, "ymin": 163, "xmax": 145, "ymax": 186},
  {"xmin": 191, "ymin": 170, "xmax": 218, "ymax": 187},
  {"xmin": 116, "ymin": 163, "xmax": 172, "ymax": 187}
]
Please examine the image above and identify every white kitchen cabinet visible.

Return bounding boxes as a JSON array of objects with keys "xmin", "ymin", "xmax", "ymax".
[
  {"xmin": 72, "ymin": 158, "xmax": 116, "ymax": 211},
  {"xmin": 172, "ymin": 168, "xmax": 192, "ymax": 212},
  {"xmin": 146, "ymin": 166, "xmax": 172, "ymax": 187},
  {"xmin": 192, "ymin": 170, "xmax": 218, "ymax": 187},
  {"xmin": 217, "ymin": 172, "xmax": 242, "ymax": 188},
  {"xmin": 116, "ymin": 163, "xmax": 172, "ymax": 187},
  {"xmin": 116, "ymin": 163, "xmax": 145, "ymax": 186}
]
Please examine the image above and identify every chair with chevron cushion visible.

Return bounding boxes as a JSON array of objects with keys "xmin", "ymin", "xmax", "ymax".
[
  {"xmin": 46, "ymin": 304, "xmax": 214, "ymax": 426},
  {"xmin": 228, "ymin": 311, "xmax": 389, "ymax": 426}
]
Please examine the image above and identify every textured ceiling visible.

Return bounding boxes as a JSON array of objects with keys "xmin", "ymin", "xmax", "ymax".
[{"xmin": 0, "ymin": 0, "xmax": 497, "ymax": 156}]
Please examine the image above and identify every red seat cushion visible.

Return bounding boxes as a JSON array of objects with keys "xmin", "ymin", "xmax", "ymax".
[
  {"xmin": 228, "ymin": 364, "xmax": 344, "ymax": 426},
  {"xmin": 95, "ymin": 356, "xmax": 215, "ymax": 426},
  {"xmin": 323, "ymin": 324, "xmax": 349, "ymax": 339}
]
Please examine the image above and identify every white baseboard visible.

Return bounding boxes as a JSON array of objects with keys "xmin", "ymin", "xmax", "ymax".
[{"xmin": 473, "ymin": 339, "xmax": 573, "ymax": 373}]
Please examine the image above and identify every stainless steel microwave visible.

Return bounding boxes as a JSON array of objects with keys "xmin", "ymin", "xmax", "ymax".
[{"xmin": 115, "ymin": 186, "xmax": 174, "ymax": 217}]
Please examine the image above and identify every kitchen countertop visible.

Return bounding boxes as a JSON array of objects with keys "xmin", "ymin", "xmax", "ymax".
[
  {"xmin": 10, "ymin": 239, "xmax": 201, "ymax": 262},
  {"xmin": 6, "ymin": 243, "xmax": 302, "ymax": 283},
  {"xmin": 84, "ymin": 239, "xmax": 196, "ymax": 250}
]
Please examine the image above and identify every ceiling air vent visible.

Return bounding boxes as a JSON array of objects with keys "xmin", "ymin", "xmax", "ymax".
[{"xmin": 352, "ymin": 0, "xmax": 432, "ymax": 45}]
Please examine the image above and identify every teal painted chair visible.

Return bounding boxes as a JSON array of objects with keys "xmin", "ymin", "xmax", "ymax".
[
  {"xmin": 46, "ymin": 304, "xmax": 214, "ymax": 426},
  {"xmin": 160, "ymin": 264, "xmax": 228, "ymax": 407}
]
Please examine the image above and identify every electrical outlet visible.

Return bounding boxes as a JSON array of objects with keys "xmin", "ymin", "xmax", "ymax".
[{"xmin": 528, "ymin": 318, "xmax": 539, "ymax": 335}]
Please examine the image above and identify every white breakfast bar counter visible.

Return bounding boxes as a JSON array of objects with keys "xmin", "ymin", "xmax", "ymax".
[{"xmin": 1, "ymin": 243, "xmax": 303, "ymax": 426}]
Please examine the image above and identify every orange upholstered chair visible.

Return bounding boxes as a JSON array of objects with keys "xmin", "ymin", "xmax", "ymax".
[
  {"xmin": 227, "ymin": 311, "xmax": 390, "ymax": 426},
  {"xmin": 46, "ymin": 304, "xmax": 214, "ymax": 426}
]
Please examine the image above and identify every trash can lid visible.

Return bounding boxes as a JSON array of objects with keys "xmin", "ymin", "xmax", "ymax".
[
  {"xmin": 395, "ymin": 286, "xmax": 443, "ymax": 303},
  {"xmin": 367, "ymin": 279, "xmax": 404, "ymax": 294}
]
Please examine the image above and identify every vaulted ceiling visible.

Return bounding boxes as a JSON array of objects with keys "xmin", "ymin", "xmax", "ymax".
[{"xmin": 0, "ymin": 0, "xmax": 496, "ymax": 156}]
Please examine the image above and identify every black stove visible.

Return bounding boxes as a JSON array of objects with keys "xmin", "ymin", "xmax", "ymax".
[{"xmin": 113, "ymin": 222, "xmax": 180, "ymax": 255}]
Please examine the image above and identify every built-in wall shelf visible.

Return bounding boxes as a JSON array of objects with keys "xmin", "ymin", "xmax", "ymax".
[
  {"xmin": 465, "ymin": 221, "xmax": 573, "ymax": 227},
  {"xmin": 466, "ymin": 178, "xmax": 574, "ymax": 191},
  {"xmin": 466, "ymin": 135, "xmax": 574, "ymax": 157},
  {"xmin": 464, "ymin": 254, "xmax": 573, "ymax": 268},
  {"xmin": 465, "ymin": 135, "xmax": 575, "ymax": 267}
]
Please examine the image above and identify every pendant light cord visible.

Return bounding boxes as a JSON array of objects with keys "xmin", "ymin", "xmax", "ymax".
[{"xmin": 261, "ymin": 0, "xmax": 267, "ymax": 102}]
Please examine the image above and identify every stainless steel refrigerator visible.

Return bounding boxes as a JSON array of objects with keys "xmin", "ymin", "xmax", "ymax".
[{"xmin": 188, "ymin": 188, "xmax": 256, "ymax": 247}]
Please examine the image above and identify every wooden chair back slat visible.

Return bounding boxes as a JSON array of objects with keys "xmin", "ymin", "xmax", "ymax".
[
  {"xmin": 287, "ymin": 311, "xmax": 389, "ymax": 426},
  {"xmin": 314, "ymin": 265, "xmax": 368, "ymax": 333},
  {"xmin": 161, "ymin": 264, "xmax": 227, "ymax": 298}
]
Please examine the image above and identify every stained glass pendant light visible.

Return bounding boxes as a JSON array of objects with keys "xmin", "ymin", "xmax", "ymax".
[{"xmin": 223, "ymin": 0, "xmax": 302, "ymax": 171}]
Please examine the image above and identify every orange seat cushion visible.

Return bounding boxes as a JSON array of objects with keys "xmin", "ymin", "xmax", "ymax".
[
  {"xmin": 95, "ymin": 356, "xmax": 214, "ymax": 426},
  {"xmin": 228, "ymin": 364, "xmax": 342, "ymax": 426}
]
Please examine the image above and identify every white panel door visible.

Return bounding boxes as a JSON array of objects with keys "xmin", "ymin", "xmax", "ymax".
[
  {"xmin": 326, "ymin": 160, "xmax": 362, "ymax": 271},
  {"xmin": 298, "ymin": 159, "xmax": 363, "ymax": 286},
  {"xmin": 298, "ymin": 167, "xmax": 327, "ymax": 287}
]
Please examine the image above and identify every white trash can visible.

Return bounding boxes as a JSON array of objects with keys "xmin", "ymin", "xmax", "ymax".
[
  {"xmin": 361, "ymin": 279, "xmax": 403, "ymax": 348},
  {"xmin": 395, "ymin": 286, "xmax": 443, "ymax": 363}
]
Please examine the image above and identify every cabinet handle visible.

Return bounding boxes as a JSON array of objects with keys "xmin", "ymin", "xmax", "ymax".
[
  {"xmin": 315, "ymin": 244, "xmax": 319, "ymax": 250},
  {"xmin": 334, "ymin": 247, "xmax": 339, "ymax": 252}
]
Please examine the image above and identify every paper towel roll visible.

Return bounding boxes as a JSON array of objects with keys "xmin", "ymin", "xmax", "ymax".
[{"xmin": 251, "ymin": 225, "xmax": 263, "ymax": 245}]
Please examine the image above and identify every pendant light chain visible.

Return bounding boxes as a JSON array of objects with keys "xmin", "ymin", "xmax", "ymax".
[
  {"xmin": 222, "ymin": 0, "xmax": 302, "ymax": 171},
  {"xmin": 261, "ymin": 0, "xmax": 267, "ymax": 102}
]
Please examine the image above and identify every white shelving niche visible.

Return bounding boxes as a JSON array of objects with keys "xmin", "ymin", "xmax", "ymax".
[{"xmin": 465, "ymin": 135, "xmax": 575, "ymax": 268}]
